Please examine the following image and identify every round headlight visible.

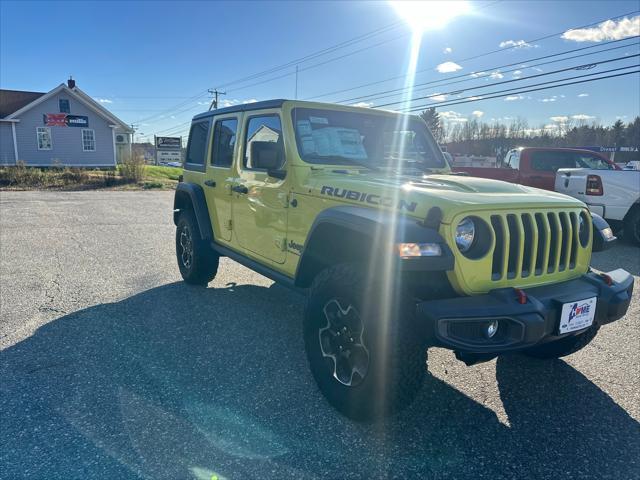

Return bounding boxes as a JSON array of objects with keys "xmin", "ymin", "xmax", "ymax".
[{"xmin": 455, "ymin": 217, "xmax": 475, "ymax": 253}]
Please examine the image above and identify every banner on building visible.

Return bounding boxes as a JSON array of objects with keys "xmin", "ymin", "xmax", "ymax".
[{"xmin": 43, "ymin": 114, "xmax": 89, "ymax": 128}]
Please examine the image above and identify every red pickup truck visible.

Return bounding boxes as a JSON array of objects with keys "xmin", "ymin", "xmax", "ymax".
[{"xmin": 453, "ymin": 147, "xmax": 619, "ymax": 191}]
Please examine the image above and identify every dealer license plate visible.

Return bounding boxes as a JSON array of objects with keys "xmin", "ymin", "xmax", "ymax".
[{"xmin": 559, "ymin": 297, "xmax": 597, "ymax": 334}]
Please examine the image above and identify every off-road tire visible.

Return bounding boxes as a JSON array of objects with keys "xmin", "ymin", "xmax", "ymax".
[
  {"xmin": 176, "ymin": 210, "xmax": 219, "ymax": 285},
  {"xmin": 623, "ymin": 205, "xmax": 640, "ymax": 246},
  {"xmin": 524, "ymin": 325, "xmax": 600, "ymax": 359},
  {"xmin": 304, "ymin": 263, "xmax": 426, "ymax": 421}
]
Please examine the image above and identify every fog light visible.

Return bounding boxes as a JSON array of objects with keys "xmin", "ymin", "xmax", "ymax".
[{"xmin": 486, "ymin": 320, "xmax": 499, "ymax": 339}]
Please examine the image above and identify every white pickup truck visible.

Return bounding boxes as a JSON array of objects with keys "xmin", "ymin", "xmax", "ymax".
[{"xmin": 556, "ymin": 168, "xmax": 640, "ymax": 245}]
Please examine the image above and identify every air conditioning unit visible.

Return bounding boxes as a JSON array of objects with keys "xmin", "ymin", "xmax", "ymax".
[{"xmin": 115, "ymin": 134, "xmax": 129, "ymax": 144}]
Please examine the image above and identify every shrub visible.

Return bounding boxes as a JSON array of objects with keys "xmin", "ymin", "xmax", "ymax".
[
  {"xmin": 142, "ymin": 181, "xmax": 163, "ymax": 189},
  {"xmin": 103, "ymin": 169, "xmax": 117, "ymax": 187},
  {"xmin": 119, "ymin": 149, "xmax": 146, "ymax": 183},
  {"xmin": 60, "ymin": 167, "xmax": 88, "ymax": 185}
]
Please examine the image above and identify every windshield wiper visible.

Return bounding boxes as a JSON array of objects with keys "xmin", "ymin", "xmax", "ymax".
[{"xmin": 305, "ymin": 155, "xmax": 380, "ymax": 172}]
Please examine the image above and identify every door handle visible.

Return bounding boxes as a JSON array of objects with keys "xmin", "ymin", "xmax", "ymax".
[
  {"xmin": 204, "ymin": 180, "xmax": 216, "ymax": 187},
  {"xmin": 231, "ymin": 185, "xmax": 249, "ymax": 194}
]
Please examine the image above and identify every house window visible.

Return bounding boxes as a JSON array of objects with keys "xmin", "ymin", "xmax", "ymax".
[
  {"xmin": 82, "ymin": 129, "xmax": 96, "ymax": 151},
  {"xmin": 59, "ymin": 99, "xmax": 70, "ymax": 113},
  {"xmin": 37, "ymin": 127, "xmax": 52, "ymax": 150}
]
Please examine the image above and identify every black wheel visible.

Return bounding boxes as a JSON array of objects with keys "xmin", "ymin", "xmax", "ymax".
[
  {"xmin": 623, "ymin": 206, "xmax": 640, "ymax": 245},
  {"xmin": 175, "ymin": 210, "xmax": 219, "ymax": 285},
  {"xmin": 304, "ymin": 263, "xmax": 426, "ymax": 421},
  {"xmin": 524, "ymin": 325, "xmax": 600, "ymax": 359}
]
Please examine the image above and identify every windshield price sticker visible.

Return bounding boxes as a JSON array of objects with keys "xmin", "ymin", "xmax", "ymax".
[{"xmin": 309, "ymin": 116, "xmax": 329, "ymax": 124}]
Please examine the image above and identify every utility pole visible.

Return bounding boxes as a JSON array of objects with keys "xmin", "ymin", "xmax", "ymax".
[{"xmin": 208, "ymin": 88, "xmax": 226, "ymax": 110}]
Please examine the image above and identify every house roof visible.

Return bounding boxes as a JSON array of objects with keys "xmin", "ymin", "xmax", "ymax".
[
  {"xmin": 0, "ymin": 89, "xmax": 46, "ymax": 118},
  {"xmin": 2, "ymin": 83, "xmax": 133, "ymax": 132}
]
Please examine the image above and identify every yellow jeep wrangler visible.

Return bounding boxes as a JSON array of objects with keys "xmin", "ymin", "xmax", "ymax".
[{"xmin": 174, "ymin": 100, "xmax": 633, "ymax": 420}]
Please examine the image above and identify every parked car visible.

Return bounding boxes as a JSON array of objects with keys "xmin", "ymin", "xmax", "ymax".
[
  {"xmin": 623, "ymin": 161, "xmax": 640, "ymax": 171},
  {"xmin": 556, "ymin": 168, "xmax": 640, "ymax": 245},
  {"xmin": 454, "ymin": 147, "xmax": 619, "ymax": 191},
  {"xmin": 172, "ymin": 99, "xmax": 632, "ymax": 420}
]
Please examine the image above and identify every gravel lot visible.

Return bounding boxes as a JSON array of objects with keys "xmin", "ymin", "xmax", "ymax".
[{"xmin": 1, "ymin": 190, "xmax": 638, "ymax": 480}]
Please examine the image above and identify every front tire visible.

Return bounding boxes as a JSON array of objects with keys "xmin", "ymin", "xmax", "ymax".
[
  {"xmin": 176, "ymin": 210, "xmax": 219, "ymax": 285},
  {"xmin": 524, "ymin": 325, "xmax": 600, "ymax": 359},
  {"xmin": 304, "ymin": 263, "xmax": 426, "ymax": 421}
]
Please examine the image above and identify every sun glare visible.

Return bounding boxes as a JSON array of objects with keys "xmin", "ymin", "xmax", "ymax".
[{"xmin": 391, "ymin": 0, "xmax": 471, "ymax": 32}]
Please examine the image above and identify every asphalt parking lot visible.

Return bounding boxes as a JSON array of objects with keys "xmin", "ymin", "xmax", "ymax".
[{"xmin": 1, "ymin": 190, "xmax": 638, "ymax": 480}]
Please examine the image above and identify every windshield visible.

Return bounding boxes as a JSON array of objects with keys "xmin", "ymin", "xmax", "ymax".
[{"xmin": 291, "ymin": 107, "xmax": 446, "ymax": 173}]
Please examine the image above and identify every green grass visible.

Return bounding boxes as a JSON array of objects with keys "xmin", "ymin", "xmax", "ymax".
[
  {"xmin": 1, "ymin": 164, "xmax": 182, "ymax": 190},
  {"xmin": 141, "ymin": 165, "xmax": 182, "ymax": 181}
]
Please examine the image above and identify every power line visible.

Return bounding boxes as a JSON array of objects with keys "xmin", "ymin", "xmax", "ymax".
[
  {"xmin": 216, "ymin": 21, "xmax": 404, "ymax": 89},
  {"xmin": 336, "ymin": 36, "xmax": 639, "ymax": 105},
  {"xmin": 403, "ymin": 68, "xmax": 639, "ymax": 112},
  {"xmin": 305, "ymin": 10, "xmax": 640, "ymax": 101},
  {"xmin": 374, "ymin": 53, "xmax": 639, "ymax": 109}
]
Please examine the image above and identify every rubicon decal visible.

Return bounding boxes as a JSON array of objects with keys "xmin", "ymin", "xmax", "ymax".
[{"xmin": 320, "ymin": 186, "xmax": 417, "ymax": 212}]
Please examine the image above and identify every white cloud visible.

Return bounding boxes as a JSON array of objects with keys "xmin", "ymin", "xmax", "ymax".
[
  {"xmin": 472, "ymin": 110, "xmax": 484, "ymax": 118},
  {"xmin": 541, "ymin": 96, "xmax": 558, "ymax": 103},
  {"xmin": 490, "ymin": 71, "xmax": 504, "ymax": 79},
  {"xmin": 197, "ymin": 101, "xmax": 210, "ymax": 106},
  {"xmin": 94, "ymin": 98, "xmax": 112, "ymax": 104},
  {"xmin": 550, "ymin": 116, "xmax": 569, "ymax": 122},
  {"xmin": 532, "ymin": 67, "xmax": 544, "ymax": 73},
  {"xmin": 443, "ymin": 47, "xmax": 452, "ymax": 54},
  {"xmin": 470, "ymin": 71, "xmax": 486, "ymax": 78},
  {"xmin": 220, "ymin": 98, "xmax": 257, "ymax": 108},
  {"xmin": 504, "ymin": 95, "xmax": 524, "ymax": 101},
  {"xmin": 578, "ymin": 93, "xmax": 589, "ymax": 97},
  {"xmin": 436, "ymin": 61, "xmax": 462, "ymax": 73},
  {"xmin": 439, "ymin": 111, "xmax": 468, "ymax": 123},
  {"xmin": 467, "ymin": 96, "xmax": 483, "ymax": 101},
  {"xmin": 431, "ymin": 94, "xmax": 447, "ymax": 102},
  {"xmin": 562, "ymin": 15, "xmax": 640, "ymax": 42},
  {"xmin": 571, "ymin": 114, "xmax": 595, "ymax": 120},
  {"xmin": 512, "ymin": 70, "xmax": 523, "ymax": 78},
  {"xmin": 499, "ymin": 39, "xmax": 537, "ymax": 49},
  {"xmin": 351, "ymin": 102, "xmax": 373, "ymax": 108}
]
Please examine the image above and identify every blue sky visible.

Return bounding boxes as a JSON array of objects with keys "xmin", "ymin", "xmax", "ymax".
[{"xmin": 1, "ymin": 0, "xmax": 639, "ymax": 142}]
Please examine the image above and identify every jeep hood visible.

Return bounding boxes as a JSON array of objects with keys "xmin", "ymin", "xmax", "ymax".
[{"xmin": 302, "ymin": 170, "xmax": 586, "ymax": 224}]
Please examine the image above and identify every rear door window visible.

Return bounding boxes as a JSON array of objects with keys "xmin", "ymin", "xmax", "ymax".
[
  {"xmin": 573, "ymin": 152, "xmax": 614, "ymax": 170},
  {"xmin": 531, "ymin": 151, "xmax": 574, "ymax": 171},
  {"xmin": 185, "ymin": 120, "xmax": 210, "ymax": 171},
  {"xmin": 211, "ymin": 118, "xmax": 238, "ymax": 167}
]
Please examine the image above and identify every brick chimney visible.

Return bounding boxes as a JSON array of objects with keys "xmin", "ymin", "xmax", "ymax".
[{"xmin": 67, "ymin": 76, "xmax": 76, "ymax": 89}]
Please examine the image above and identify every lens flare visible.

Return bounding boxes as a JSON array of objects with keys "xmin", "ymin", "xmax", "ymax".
[{"xmin": 391, "ymin": 0, "xmax": 471, "ymax": 33}]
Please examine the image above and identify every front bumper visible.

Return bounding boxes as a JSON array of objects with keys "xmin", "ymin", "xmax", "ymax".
[{"xmin": 417, "ymin": 268, "xmax": 634, "ymax": 354}]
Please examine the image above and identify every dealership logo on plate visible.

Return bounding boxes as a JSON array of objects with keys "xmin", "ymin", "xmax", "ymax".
[{"xmin": 568, "ymin": 301, "xmax": 592, "ymax": 323}]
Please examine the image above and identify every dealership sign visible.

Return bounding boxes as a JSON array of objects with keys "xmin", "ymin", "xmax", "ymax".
[
  {"xmin": 43, "ymin": 114, "xmax": 89, "ymax": 127},
  {"xmin": 156, "ymin": 136, "xmax": 182, "ymax": 149},
  {"xmin": 156, "ymin": 150, "xmax": 182, "ymax": 164}
]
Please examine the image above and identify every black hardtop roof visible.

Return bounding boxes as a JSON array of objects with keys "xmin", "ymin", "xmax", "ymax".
[{"xmin": 192, "ymin": 99, "xmax": 287, "ymax": 121}]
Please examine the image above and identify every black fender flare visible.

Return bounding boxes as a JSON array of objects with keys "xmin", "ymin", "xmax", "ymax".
[
  {"xmin": 294, "ymin": 205, "xmax": 455, "ymax": 287},
  {"xmin": 591, "ymin": 212, "xmax": 616, "ymax": 252},
  {"xmin": 173, "ymin": 182, "xmax": 214, "ymax": 241}
]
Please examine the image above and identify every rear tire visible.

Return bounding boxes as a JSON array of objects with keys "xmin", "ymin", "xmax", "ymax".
[
  {"xmin": 304, "ymin": 263, "xmax": 426, "ymax": 421},
  {"xmin": 524, "ymin": 325, "xmax": 600, "ymax": 359},
  {"xmin": 176, "ymin": 210, "xmax": 219, "ymax": 285},
  {"xmin": 623, "ymin": 206, "xmax": 640, "ymax": 245}
]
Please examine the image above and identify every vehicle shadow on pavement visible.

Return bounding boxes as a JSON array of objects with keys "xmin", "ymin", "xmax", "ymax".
[{"xmin": 1, "ymin": 282, "xmax": 638, "ymax": 480}]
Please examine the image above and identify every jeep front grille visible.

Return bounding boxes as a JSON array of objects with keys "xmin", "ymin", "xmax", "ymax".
[
  {"xmin": 490, "ymin": 211, "xmax": 580, "ymax": 281},
  {"xmin": 445, "ymin": 207, "xmax": 591, "ymax": 295}
]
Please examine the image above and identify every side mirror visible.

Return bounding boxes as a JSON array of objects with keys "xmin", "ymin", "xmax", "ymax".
[{"xmin": 591, "ymin": 213, "xmax": 616, "ymax": 252}]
